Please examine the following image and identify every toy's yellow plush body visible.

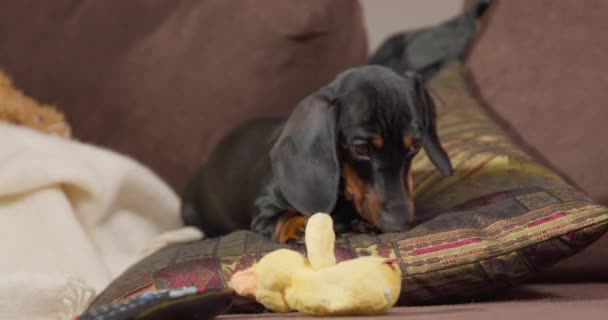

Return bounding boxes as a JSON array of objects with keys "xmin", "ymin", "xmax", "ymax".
[{"xmin": 230, "ymin": 213, "xmax": 402, "ymax": 316}]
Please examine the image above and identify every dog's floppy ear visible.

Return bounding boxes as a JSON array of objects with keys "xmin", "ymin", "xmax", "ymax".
[
  {"xmin": 270, "ymin": 91, "xmax": 340, "ymax": 216},
  {"xmin": 411, "ymin": 73, "xmax": 453, "ymax": 177}
]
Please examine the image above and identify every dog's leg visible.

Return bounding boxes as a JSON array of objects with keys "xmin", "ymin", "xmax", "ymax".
[{"xmin": 275, "ymin": 211, "xmax": 307, "ymax": 244}]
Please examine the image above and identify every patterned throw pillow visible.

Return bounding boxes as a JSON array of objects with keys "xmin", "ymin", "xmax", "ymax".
[{"xmin": 89, "ymin": 63, "xmax": 608, "ymax": 309}]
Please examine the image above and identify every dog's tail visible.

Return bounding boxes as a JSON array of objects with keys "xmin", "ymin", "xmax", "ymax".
[
  {"xmin": 368, "ymin": 0, "xmax": 494, "ymax": 81},
  {"xmin": 472, "ymin": 0, "xmax": 492, "ymax": 19}
]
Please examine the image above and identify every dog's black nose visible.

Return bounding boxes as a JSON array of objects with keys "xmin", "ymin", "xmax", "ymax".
[{"xmin": 381, "ymin": 208, "xmax": 409, "ymax": 232}]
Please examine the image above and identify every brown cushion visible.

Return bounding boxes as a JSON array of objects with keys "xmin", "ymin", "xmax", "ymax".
[
  {"xmin": 220, "ymin": 284, "xmax": 608, "ymax": 320},
  {"xmin": 464, "ymin": 0, "xmax": 608, "ymax": 206},
  {"xmin": 463, "ymin": 0, "xmax": 608, "ymax": 283},
  {"xmin": 87, "ymin": 63, "xmax": 608, "ymax": 311},
  {"xmin": 0, "ymin": 0, "xmax": 368, "ymax": 191},
  {"xmin": 536, "ymin": 235, "xmax": 608, "ymax": 282}
]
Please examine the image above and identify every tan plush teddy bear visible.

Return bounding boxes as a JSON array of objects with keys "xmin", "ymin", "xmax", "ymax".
[{"xmin": 0, "ymin": 71, "xmax": 71, "ymax": 138}]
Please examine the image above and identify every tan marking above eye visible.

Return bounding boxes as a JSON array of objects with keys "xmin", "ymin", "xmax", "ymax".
[
  {"xmin": 403, "ymin": 135, "xmax": 414, "ymax": 149},
  {"xmin": 371, "ymin": 135, "xmax": 384, "ymax": 149}
]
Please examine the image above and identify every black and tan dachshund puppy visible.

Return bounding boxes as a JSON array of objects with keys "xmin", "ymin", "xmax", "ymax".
[{"xmin": 181, "ymin": 66, "xmax": 453, "ymax": 243}]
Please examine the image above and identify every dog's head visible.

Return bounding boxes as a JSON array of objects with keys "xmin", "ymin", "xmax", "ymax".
[{"xmin": 270, "ymin": 66, "xmax": 453, "ymax": 232}]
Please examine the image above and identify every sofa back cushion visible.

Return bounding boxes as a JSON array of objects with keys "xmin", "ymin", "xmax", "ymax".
[{"xmin": 0, "ymin": 0, "xmax": 368, "ymax": 191}]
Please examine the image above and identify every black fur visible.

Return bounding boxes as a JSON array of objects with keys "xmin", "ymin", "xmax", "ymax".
[
  {"xmin": 369, "ymin": 0, "xmax": 492, "ymax": 81},
  {"xmin": 182, "ymin": 66, "xmax": 453, "ymax": 239}
]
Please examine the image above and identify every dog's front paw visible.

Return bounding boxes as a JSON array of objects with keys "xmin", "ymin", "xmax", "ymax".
[
  {"xmin": 275, "ymin": 211, "xmax": 307, "ymax": 244},
  {"xmin": 351, "ymin": 217, "xmax": 380, "ymax": 234}
]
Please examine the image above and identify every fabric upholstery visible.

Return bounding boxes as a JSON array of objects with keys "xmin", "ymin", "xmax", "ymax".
[
  {"xmin": 0, "ymin": 0, "xmax": 368, "ymax": 192},
  {"xmin": 463, "ymin": 0, "xmax": 608, "ymax": 283},
  {"xmin": 88, "ymin": 63, "xmax": 608, "ymax": 311},
  {"xmin": 464, "ymin": 0, "xmax": 608, "ymax": 206},
  {"xmin": 220, "ymin": 283, "xmax": 608, "ymax": 320}
]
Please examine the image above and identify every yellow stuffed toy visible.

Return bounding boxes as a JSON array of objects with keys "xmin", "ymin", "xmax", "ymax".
[{"xmin": 230, "ymin": 213, "xmax": 402, "ymax": 316}]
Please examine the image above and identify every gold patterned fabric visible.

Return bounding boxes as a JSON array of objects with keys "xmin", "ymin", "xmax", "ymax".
[{"xmin": 90, "ymin": 63, "xmax": 608, "ymax": 309}]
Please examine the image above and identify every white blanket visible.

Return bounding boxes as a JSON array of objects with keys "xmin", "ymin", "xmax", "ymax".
[{"xmin": 0, "ymin": 122, "xmax": 203, "ymax": 320}]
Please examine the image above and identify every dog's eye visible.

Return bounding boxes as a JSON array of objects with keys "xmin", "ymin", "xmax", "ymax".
[
  {"xmin": 351, "ymin": 143, "xmax": 372, "ymax": 159},
  {"xmin": 407, "ymin": 142, "xmax": 422, "ymax": 156}
]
